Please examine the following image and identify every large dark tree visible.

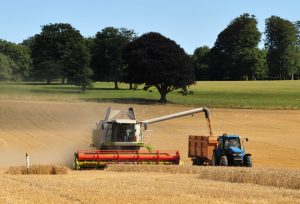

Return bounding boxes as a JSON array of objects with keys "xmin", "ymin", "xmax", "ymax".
[
  {"xmin": 91, "ymin": 27, "xmax": 136, "ymax": 89},
  {"xmin": 31, "ymin": 23, "xmax": 92, "ymax": 89},
  {"xmin": 209, "ymin": 13, "xmax": 261, "ymax": 80},
  {"xmin": 123, "ymin": 32, "xmax": 195, "ymax": 103},
  {"xmin": 192, "ymin": 46, "xmax": 210, "ymax": 80},
  {"xmin": 265, "ymin": 16, "xmax": 298, "ymax": 79}
]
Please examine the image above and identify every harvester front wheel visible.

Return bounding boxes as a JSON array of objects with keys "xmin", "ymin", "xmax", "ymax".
[
  {"xmin": 219, "ymin": 155, "xmax": 228, "ymax": 166},
  {"xmin": 244, "ymin": 155, "xmax": 252, "ymax": 167},
  {"xmin": 73, "ymin": 153, "xmax": 80, "ymax": 170}
]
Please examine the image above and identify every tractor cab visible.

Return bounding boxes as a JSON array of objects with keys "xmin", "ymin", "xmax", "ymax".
[{"xmin": 218, "ymin": 134, "xmax": 241, "ymax": 150}]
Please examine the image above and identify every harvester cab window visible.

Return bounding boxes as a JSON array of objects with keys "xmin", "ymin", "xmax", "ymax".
[
  {"xmin": 224, "ymin": 137, "xmax": 241, "ymax": 149},
  {"xmin": 112, "ymin": 123, "xmax": 135, "ymax": 142}
]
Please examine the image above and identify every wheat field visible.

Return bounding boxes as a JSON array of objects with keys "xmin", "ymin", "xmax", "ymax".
[
  {"xmin": 1, "ymin": 168, "xmax": 300, "ymax": 204},
  {"xmin": 0, "ymin": 99, "xmax": 300, "ymax": 203}
]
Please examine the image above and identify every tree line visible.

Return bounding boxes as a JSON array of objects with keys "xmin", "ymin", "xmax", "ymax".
[
  {"xmin": 194, "ymin": 14, "xmax": 300, "ymax": 80},
  {"xmin": 0, "ymin": 13, "xmax": 299, "ymax": 102}
]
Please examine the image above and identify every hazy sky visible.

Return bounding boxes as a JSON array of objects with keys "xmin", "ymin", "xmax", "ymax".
[{"xmin": 1, "ymin": 0, "xmax": 299, "ymax": 54}]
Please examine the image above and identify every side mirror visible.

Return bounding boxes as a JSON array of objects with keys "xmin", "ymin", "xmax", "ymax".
[
  {"xmin": 245, "ymin": 138, "xmax": 249, "ymax": 142},
  {"xmin": 217, "ymin": 138, "xmax": 219, "ymax": 141}
]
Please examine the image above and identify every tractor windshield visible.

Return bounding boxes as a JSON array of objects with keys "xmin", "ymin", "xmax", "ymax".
[
  {"xmin": 112, "ymin": 123, "xmax": 135, "ymax": 142},
  {"xmin": 224, "ymin": 137, "xmax": 241, "ymax": 149}
]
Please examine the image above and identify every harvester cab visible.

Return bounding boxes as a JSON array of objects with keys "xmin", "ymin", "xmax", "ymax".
[
  {"xmin": 92, "ymin": 107, "xmax": 144, "ymax": 150},
  {"xmin": 213, "ymin": 134, "xmax": 252, "ymax": 167}
]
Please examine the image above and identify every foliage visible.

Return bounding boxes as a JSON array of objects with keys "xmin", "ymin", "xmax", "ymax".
[
  {"xmin": 91, "ymin": 27, "xmax": 136, "ymax": 89},
  {"xmin": 209, "ymin": 13, "xmax": 261, "ymax": 80},
  {"xmin": 30, "ymin": 23, "xmax": 92, "ymax": 90},
  {"xmin": 0, "ymin": 53, "xmax": 15, "ymax": 80},
  {"xmin": 192, "ymin": 46, "xmax": 210, "ymax": 80},
  {"xmin": 123, "ymin": 32, "xmax": 195, "ymax": 103},
  {"xmin": 0, "ymin": 40, "xmax": 31, "ymax": 80},
  {"xmin": 265, "ymin": 16, "xmax": 299, "ymax": 79}
]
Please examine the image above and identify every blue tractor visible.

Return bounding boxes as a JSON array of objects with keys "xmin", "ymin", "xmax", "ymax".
[{"xmin": 212, "ymin": 134, "xmax": 252, "ymax": 167}]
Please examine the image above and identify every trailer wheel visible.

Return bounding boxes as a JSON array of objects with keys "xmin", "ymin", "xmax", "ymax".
[
  {"xmin": 212, "ymin": 152, "xmax": 216, "ymax": 166},
  {"xmin": 244, "ymin": 155, "xmax": 252, "ymax": 167},
  {"xmin": 219, "ymin": 155, "xmax": 228, "ymax": 166}
]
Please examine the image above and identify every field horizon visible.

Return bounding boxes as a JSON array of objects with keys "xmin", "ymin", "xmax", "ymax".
[
  {"xmin": 0, "ymin": 80, "xmax": 300, "ymax": 109},
  {"xmin": 0, "ymin": 81, "xmax": 299, "ymax": 203}
]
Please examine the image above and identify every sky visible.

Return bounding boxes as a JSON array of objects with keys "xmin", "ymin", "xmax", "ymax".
[{"xmin": 0, "ymin": 0, "xmax": 299, "ymax": 54}]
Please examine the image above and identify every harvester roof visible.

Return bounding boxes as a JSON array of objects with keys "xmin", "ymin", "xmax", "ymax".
[{"xmin": 108, "ymin": 119, "xmax": 137, "ymax": 124}]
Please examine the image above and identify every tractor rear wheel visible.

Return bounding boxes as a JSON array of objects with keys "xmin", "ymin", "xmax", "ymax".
[
  {"xmin": 219, "ymin": 155, "xmax": 228, "ymax": 166},
  {"xmin": 244, "ymin": 155, "xmax": 252, "ymax": 167}
]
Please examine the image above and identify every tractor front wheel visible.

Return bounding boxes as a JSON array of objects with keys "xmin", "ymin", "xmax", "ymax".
[
  {"xmin": 219, "ymin": 155, "xmax": 228, "ymax": 166},
  {"xmin": 244, "ymin": 155, "xmax": 252, "ymax": 167}
]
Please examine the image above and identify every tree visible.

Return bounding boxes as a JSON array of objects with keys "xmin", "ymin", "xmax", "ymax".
[
  {"xmin": 192, "ymin": 46, "xmax": 210, "ymax": 80},
  {"xmin": 265, "ymin": 16, "xmax": 298, "ymax": 79},
  {"xmin": 91, "ymin": 27, "xmax": 136, "ymax": 89},
  {"xmin": 0, "ymin": 40, "xmax": 31, "ymax": 80},
  {"xmin": 209, "ymin": 13, "xmax": 261, "ymax": 80},
  {"xmin": 31, "ymin": 23, "xmax": 92, "ymax": 89},
  {"xmin": 123, "ymin": 32, "xmax": 195, "ymax": 103},
  {"xmin": 0, "ymin": 53, "xmax": 16, "ymax": 81}
]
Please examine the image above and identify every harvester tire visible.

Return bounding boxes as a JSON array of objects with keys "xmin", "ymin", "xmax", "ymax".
[
  {"xmin": 244, "ymin": 155, "xmax": 252, "ymax": 167},
  {"xmin": 219, "ymin": 155, "xmax": 228, "ymax": 166},
  {"xmin": 73, "ymin": 153, "xmax": 80, "ymax": 170}
]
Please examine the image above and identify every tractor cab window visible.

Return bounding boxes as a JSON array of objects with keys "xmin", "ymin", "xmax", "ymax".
[
  {"xmin": 112, "ymin": 123, "xmax": 135, "ymax": 142},
  {"xmin": 224, "ymin": 137, "xmax": 241, "ymax": 149}
]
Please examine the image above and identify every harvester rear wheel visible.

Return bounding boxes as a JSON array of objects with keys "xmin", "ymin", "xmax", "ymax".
[
  {"xmin": 244, "ymin": 155, "xmax": 252, "ymax": 167},
  {"xmin": 219, "ymin": 155, "xmax": 228, "ymax": 166}
]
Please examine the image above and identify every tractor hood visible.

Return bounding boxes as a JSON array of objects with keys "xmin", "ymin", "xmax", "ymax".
[{"xmin": 228, "ymin": 147, "xmax": 242, "ymax": 153}]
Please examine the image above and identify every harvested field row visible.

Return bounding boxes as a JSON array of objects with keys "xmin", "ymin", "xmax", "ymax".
[
  {"xmin": 7, "ymin": 165, "xmax": 69, "ymax": 175},
  {"xmin": 1, "ymin": 171, "xmax": 300, "ymax": 204},
  {"xmin": 107, "ymin": 165, "xmax": 300, "ymax": 190}
]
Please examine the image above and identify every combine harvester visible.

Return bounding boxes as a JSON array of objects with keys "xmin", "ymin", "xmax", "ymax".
[{"xmin": 73, "ymin": 107, "xmax": 212, "ymax": 169}]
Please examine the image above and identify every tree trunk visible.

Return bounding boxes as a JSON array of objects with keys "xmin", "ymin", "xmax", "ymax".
[
  {"xmin": 129, "ymin": 82, "xmax": 133, "ymax": 90},
  {"xmin": 62, "ymin": 78, "xmax": 66, "ymax": 84},
  {"xmin": 159, "ymin": 92, "xmax": 167, "ymax": 103},
  {"xmin": 114, "ymin": 81, "xmax": 119, "ymax": 89},
  {"xmin": 46, "ymin": 79, "xmax": 51, "ymax": 84},
  {"xmin": 81, "ymin": 84, "xmax": 87, "ymax": 92},
  {"xmin": 156, "ymin": 85, "xmax": 168, "ymax": 103}
]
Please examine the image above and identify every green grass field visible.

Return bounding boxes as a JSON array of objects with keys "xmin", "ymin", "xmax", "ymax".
[{"xmin": 0, "ymin": 81, "xmax": 299, "ymax": 109}]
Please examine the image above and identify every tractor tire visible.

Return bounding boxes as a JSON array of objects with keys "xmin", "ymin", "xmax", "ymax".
[
  {"xmin": 219, "ymin": 155, "xmax": 228, "ymax": 166},
  {"xmin": 244, "ymin": 155, "xmax": 252, "ymax": 167}
]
